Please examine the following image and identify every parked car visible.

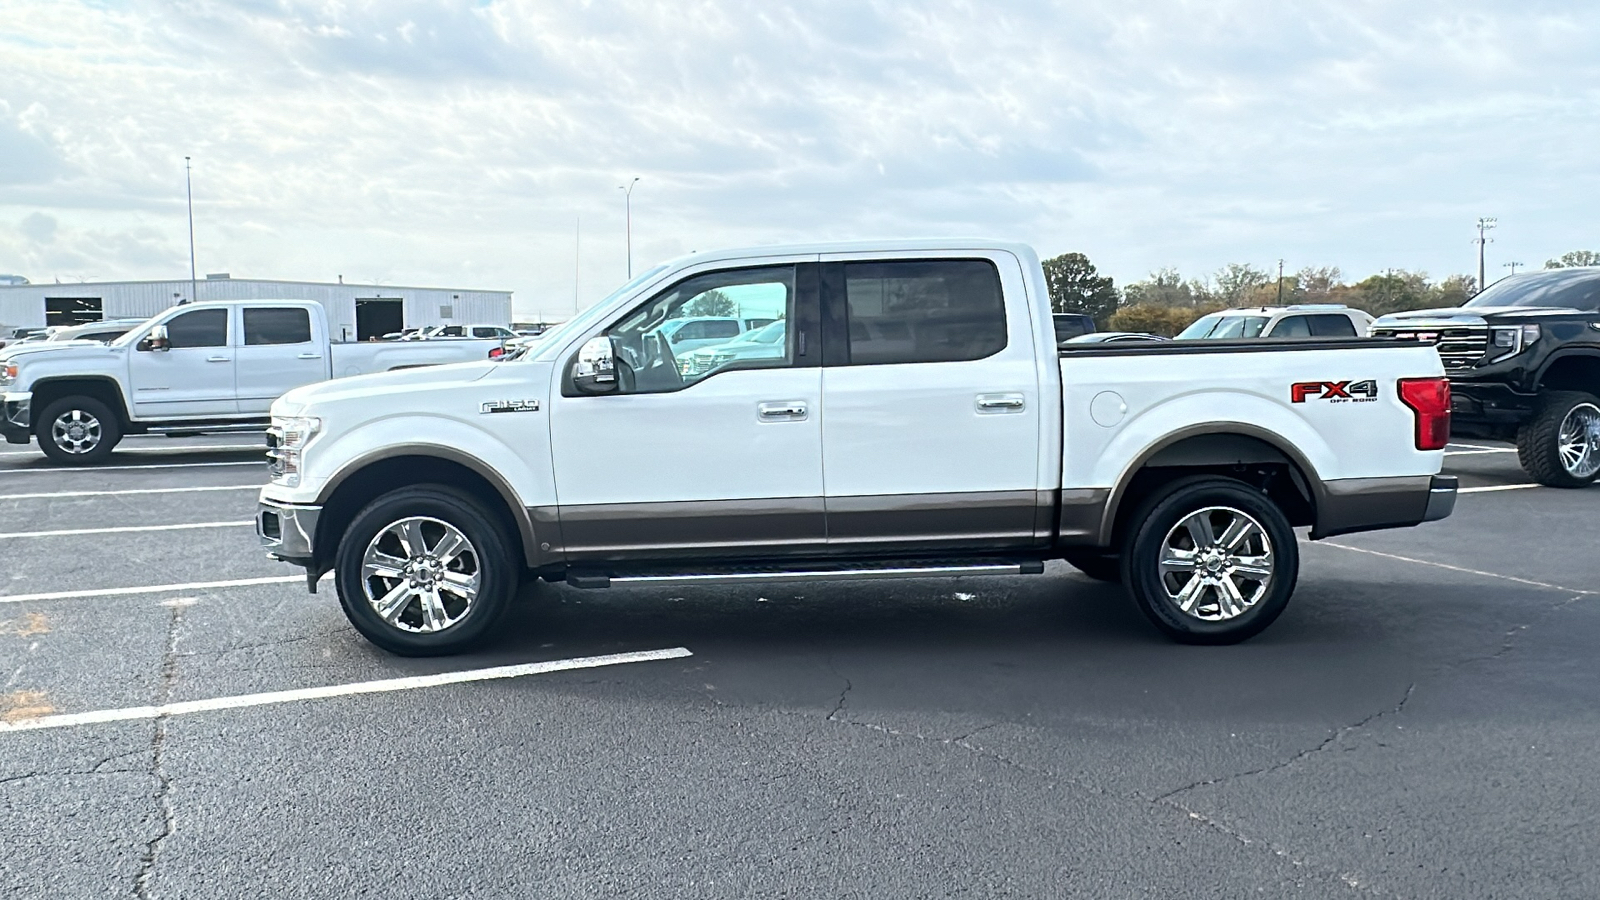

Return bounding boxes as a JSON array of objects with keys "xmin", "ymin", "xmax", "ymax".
[
  {"xmin": 679, "ymin": 319, "xmax": 788, "ymax": 376},
  {"xmin": 1177, "ymin": 305, "xmax": 1374, "ymax": 340},
  {"xmin": 1371, "ymin": 267, "xmax": 1600, "ymax": 487},
  {"xmin": 381, "ymin": 328, "xmax": 422, "ymax": 341},
  {"xmin": 256, "ymin": 239, "xmax": 1456, "ymax": 655},
  {"xmin": 1052, "ymin": 312, "xmax": 1096, "ymax": 345},
  {"xmin": 45, "ymin": 318, "xmax": 148, "ymax": 343},
  {"xmin": 414, "ymin": 324, "xmax": 519, "ymax": 341},
  {"xmin": 1065, "ymin": 332, "xmax": 1170, "ymax": 344},
  {"xmin": 0, "ymin": 300, "xmax": 505, "ymax": 464}
]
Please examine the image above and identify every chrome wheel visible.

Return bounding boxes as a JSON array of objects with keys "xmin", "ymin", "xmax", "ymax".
[
  {"xmin": 1557, "ymin": 403, "xmax": 1600, "ymax": 479},
  {"xmin": 1158, "ymin": 506, "xmax": 1274, "ymax": 622},
  {"xmin": 50, "ymin": 409, "xmax": 103, "ymax": 455},
  {"xmin": 360, "ymin": 516, "xmax": 481, "ymax": 634}
]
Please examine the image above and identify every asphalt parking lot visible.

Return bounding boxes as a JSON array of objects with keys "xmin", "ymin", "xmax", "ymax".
[{"xmin": 0, "ymin": 436, "xmax": 1594, "ymax": 898}]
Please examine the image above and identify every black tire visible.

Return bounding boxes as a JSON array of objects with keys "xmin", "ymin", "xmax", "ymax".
[
  {"xmin": 1119, "ymin": 476, "xmax": 1299, "ymax": 645},
  {"xmin": 1063, "ymin": 551, "xmax": 1121, "ymax": 583},
  {"xmin": 1516, "ymin": 391, "xmax": 1600, "ymax": 488},
  {"xmin": 35, "ymin": 396, "xmax": 122, "ymax": 465},
  {"xmin": 334, "ymin": 485, "xmax": 518, "ymax": 656}
]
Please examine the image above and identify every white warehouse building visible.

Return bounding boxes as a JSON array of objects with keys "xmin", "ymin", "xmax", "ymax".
[{"xmin": 0, "ymin": 275, "xmax": 513, "ymax": 342}]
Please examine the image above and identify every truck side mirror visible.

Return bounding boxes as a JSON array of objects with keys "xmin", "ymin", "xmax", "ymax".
[
  {"xmin": 138, "ymin": 325, "xmax": 171, "ymax": 352},
  {"xmin": 572, "ymin": 336, "xmax": 618, "ymax": 394}
]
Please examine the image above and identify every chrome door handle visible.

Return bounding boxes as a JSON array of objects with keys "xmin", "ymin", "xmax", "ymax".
[
  {"xmin": 297, "ymin": 353, "xmax": 323, "ymax": 360},
  {"xmin": 758, "ymin": 401, "xmax": 808, "ymax": 421},
  {"xmin": 976, "ymin": 393, "xmax": 1026, "ymax": 412},
  {"xmin": 207, "ymin": 356, "xmax": 232, "ymax": 363}
]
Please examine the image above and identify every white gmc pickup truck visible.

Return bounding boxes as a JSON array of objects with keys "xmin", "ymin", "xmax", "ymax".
[
  {"xmin": 0, "ymin": 299, "xmax": 502, "ymax": 463},
  {"xmin": 256, "ymin": 241, "xmax": 1458, "ymax": 654}
]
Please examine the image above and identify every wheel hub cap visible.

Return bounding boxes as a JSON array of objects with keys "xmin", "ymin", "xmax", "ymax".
[
  {"xmin": 1557, "ymin": 403, "xmax": 1600, "ymax": 479},
  {"xmin": 50, "ymin": 410, "xmax": 102, "ymax": 454},
  {"xmin": 1157, "ymin": 506, "xmax": 1275, "ymax": 622},
  {"xmin": 360, "ymin": 516, "xmax": 482, "ymax": 634}
]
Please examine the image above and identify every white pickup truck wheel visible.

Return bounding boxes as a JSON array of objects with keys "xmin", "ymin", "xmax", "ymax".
[
  {"xmin": 334, "ymin": 486, "xmax": 517, "ymax": 656},
  {"xmin": 35, "ymin": 396, "xmax": 122, "ymax": 465},
  {"xmin": 1120, "ymin": 477, "xmax": 1298, "ymax": 644}
]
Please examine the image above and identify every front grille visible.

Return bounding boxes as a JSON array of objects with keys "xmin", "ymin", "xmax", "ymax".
[{"xmin": 1372, "ymin": 324, "xmax": 1488, "ymax": 372}]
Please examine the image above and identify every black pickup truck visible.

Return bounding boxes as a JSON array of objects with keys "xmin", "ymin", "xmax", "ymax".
[{"xmin": 1372, "ymin": 268, "xmax": 1600, "ymax": 487}]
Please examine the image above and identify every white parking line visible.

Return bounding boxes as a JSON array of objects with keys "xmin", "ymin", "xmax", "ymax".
[
  {"xmin": 0, "ymin": 574, "xmax": 316, "ymax": 604},
  {"xmin": 0, "ymin": 443, "xmax": 264, "ymax": 457},
  {"xmin": 1447, "ymin": 442, "xmax": 1512, "ymax": 451},
  {"xmin": 0, "ymin": 521, "xmax": 252, "ymax": 540},
  {"xmin": 0, "ymin": 648, "xmax": 695, "ymax": 733},
  {"xmin": 0, "ymin": 461, "xmax": 259, "ymax": 474},
  {"xmin": 0, "ymin": 485, "xmax": 261, "ymax": 501},
  {"xmin": 1459, "ymin": 483, "xmax": 1540, "ymax": 494},
  {"xmin": 1445, "ymin": 448, "xmax": 1518, "ymax": 456}
]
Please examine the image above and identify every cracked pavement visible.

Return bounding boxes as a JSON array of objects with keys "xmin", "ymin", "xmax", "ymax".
[{"xmin": 0, "ymin": 438, "xmax": 1597, "ymax": 897}]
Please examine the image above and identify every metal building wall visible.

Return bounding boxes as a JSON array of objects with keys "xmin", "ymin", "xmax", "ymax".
[{"xmin": 0, "ymin": 280, "xmax": 512, "ymax": 333}]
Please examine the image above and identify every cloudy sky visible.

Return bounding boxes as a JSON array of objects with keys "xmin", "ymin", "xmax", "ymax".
[{"xmin": 2, "ymin": 0, "xmax": 1597, "ymax": 319}]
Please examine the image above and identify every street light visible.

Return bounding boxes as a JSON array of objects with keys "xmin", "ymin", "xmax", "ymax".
[
  {"xmin": 185, "ymin": 157, "xmax": 197, "ymax": 304},
  {"xmin": 619, "ymin": 177, "xmax": 640, "ymax": 278},
  {"xmin": 1474, "ymin": 217, "xmax": 1497, "ymax": 291},
  {"xmin": 1503, "ymin": 261, "xmax": 1523, "ymax": 278}
]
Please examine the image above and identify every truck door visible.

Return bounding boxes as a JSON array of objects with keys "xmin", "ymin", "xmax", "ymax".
[
  {"xmin": 235, "ymin": 305, "xmax": 327, "ymax": 415},
  {"xmin": 817, "ymin": 253, "xmax": 1045, "ymax": 550},
  {"xmin": 127, "ymin": 307, "xmax": 239, "ymax": 418},
  {"xmin": 547, "ymin": 260, "xmax": 825, "ymax": 560}
]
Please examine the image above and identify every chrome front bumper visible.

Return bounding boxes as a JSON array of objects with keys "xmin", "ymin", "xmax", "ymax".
[
  {"xmin": 1, "ymin": 392, "xmax": 31, "ymax": 444},
  {"xmin": 258, "ymin": 498, "xmax": 321, "ymax": 565}
]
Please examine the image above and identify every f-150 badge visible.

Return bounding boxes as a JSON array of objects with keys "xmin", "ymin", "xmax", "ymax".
[
  {"xmin": 1291, "ymin": 380, "xmax": 1378, "ymax": 403},
  {"xmin": 480, "ymin": 399, "xmax": 541, "ymax": 414}
]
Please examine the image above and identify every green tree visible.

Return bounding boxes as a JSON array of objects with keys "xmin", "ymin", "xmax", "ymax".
[
  {"xmin": 1348, "ymin": 270, "xmax": 1433, "ymax": 316},
  {"xmin": 1213, "ymin": 263, "xmax": 1272, "ymax": 306},
  {"xmin": 1122, "ymin": 268, "xmax": 1197, "ymax": 308},
  {"xmin": 1432, "ymin": 274, "xmax": 1478, "ymax": 307},
  {"xmin": 683, "ymin": 288, "xmax": 736, "ymax": 317},
  {"xmin": 1545, "ymin": 250, "xmax": 1600, "ymax": 269},
  {"xmin": 1041, "ymin": 252, "xmax": 1118, "ymax": 326}
]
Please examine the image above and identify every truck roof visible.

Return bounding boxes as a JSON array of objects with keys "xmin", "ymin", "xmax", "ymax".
[{"xmin": 661, "ymin": 238, "xmax": 1038, "ymax": 269}]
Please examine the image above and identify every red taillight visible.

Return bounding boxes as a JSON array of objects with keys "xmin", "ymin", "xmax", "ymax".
[
  {"xmin": 1398, "ymin": 377, "xmax": 1451, "ymax": 451},
  {"xmin": 488, "ymin": 346, "xmax": 505, "ymax": 359}
]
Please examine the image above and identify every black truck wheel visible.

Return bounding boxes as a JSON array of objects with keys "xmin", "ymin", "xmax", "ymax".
[
  {"xmin": 35, "ymin": 396, "xmax": 122, "ymax": 465},
  {"xmin": 1516, "ymin": 391, "xmax": 1600, "ymax": 488},
  {"xmin": 334, "ymin": 485, "xmax": 518, "ymax": 656},
  {"xmin": 1119, "ymin": 476, "xmax": 1298, "ymax": 645}
]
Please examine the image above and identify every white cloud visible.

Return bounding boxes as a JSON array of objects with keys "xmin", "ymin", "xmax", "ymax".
[{"xmin": 0, "ymin": 0, "xmax": 1596, "ymax": 317}]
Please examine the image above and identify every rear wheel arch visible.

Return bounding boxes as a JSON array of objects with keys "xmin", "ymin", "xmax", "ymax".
[
  {"xmin": 1099, "ymin": 428, "xmax": 1320, "ymax": 548},
  {"xmin": 313, "ymin": 449, "xmax": 542, "ymax": 577}
]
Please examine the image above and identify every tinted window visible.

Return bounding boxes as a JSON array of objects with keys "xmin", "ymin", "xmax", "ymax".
[
  {"xmin": 1465, "ymin": 269, "xmax": 1600, "ymax": 311},
  {"xmin": 166, "ymin": 309, "xmax": 228, "ymax": 349},
  {"xmin": 842, "ymin": 260, "xmax": 1006, "ymax": 365},
  {"xmin": 1307, "ymin": 314, "xmax": 1357, "ymax": 337},
  {"xmin": 1053, "ymin": 314, "xmax": 1092, "ymax": 341},
  {"xmin": 1269, "ymin": 316, "xmax": 1311, "ymax": 337},
  {"xmin": 243, "ymin": 308, "xmax": 312, "ymax": 345}
]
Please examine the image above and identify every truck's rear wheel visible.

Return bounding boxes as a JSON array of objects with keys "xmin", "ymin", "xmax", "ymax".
[
  {"xmin": 35, "ymin": 396, "xmax": 122, "ymax": 465},
  {"xmin": 334, "ymin": 486, "xmax": 517, "ymax": 656},
  {"xmin": 1517, "ymin": 391, "xmax": 1600, "ymax": 488},
  {"xmin": 1120, "ymin": 477, "xmax": 1298, "ymax": 644}
]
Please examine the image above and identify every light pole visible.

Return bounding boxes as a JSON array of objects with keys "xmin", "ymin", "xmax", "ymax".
[
  {"xmin": 1503, "ymin": 261, "xmax": 1523, "ymax": 278},
  {"xmin": 185, "ymin": 157, "xmax": 197, "ymax": 303},
  {"xmin": 618, "ymin": 177, "xmax": 640, "ymax": 278},
  {"xmin": 1474, "ymin": 216, "xmax": 1497, "ymax": 292},
  {"xmin": 1276, "ymin": 258, "xmax": 1285, "ymax": 305}
]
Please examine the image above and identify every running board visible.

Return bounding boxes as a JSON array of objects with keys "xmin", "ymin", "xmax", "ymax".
[
  {"xmin": 566, "ymin": 558, "xmax": 1046, "ymax": 590},
  {"xmin": 147, "ymin": 422, "xmax": 268, "ymax": 435}
]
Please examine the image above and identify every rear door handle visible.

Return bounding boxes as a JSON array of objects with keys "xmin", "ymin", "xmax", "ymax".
[
  {"xmin": 207, "ymin": 356, "xmax": 232, "ymax": 363},
  {"xmin": 758, "ymin": 401, "xmax": 808, "ymax": 421},
  {"xmin": 976, "ymin": 392, "xmax": 1026, "ymax": 412}
]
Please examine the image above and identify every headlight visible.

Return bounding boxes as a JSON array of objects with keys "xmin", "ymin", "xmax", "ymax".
[
  {"xmin": 1488, "ymin": 324, "xmax": 1540, "ymax": 360},
  {"xmin": 267, "ymin": 415, "xmax": 321, "ymax": 488},
  {"xmin": 0, "ymin": 363, "xmax": 16, "ymax": 387}
]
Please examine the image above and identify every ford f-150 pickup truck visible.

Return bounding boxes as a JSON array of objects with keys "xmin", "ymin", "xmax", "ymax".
[
  {"xmin": 256, "ymin": 241, "xmax": 1458, "ymax": 654},
  {"xmin": 0, "ymin": 300, "xmax": 502, "ymax": 464}
]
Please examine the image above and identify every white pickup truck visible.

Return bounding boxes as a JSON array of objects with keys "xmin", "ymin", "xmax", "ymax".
[
  {"xmin": 256, "ymin": 240, "xmax": 1458, "ymax": 654},
  {"xmin": 0, "ymin": 299, "xmax": 502, "ymax": 463}
]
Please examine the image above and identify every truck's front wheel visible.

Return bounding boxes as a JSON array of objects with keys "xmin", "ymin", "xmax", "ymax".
[
  {"xmin": 1120, "ymin": 477, "xmax": 1298, "ymax": 645},
  {"xmin": 1517, "ymin": 391, "xmax": 1600, "ymax": 488},
  {"xmin": 334, "ymin": 486, "xmax": 518, "ymax": 656},
  {"xmin": 35, "ymin": 396, "xmax": 122, "ymax": 465}
]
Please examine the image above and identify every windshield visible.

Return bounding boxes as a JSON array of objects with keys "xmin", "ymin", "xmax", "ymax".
[
  {"xmin": 1465, "ymin": 270, "xmax": 1600, "ymax": 311},
  {"xmin": 526, "ymin": 264, "xmax": 671, "ymax": 363},
  {"xmin": 1176, "ymin": 314, "xmax": 1269, "ymax": 339}
]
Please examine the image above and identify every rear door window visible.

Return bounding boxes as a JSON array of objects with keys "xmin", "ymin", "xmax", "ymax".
[
  {"xmin": 1269, "ymin": 316, "xmax": 1311, "ymax": 337},
  {"xmin": 243, "ymin": 308, "xmax": 313, "ymax": 345},
  {"xmin": 839, "ymin": 260, "xmax": 1006, "ymax": 365},
  {"xmin": 1308, "ymin": 314, "xmax": 1358, "ymax": 337}
]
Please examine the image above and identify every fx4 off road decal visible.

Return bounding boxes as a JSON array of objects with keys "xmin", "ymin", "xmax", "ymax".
[{"xmin": 1291, "ymin": 380, "xmax": 1379, "ymax": 404}]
